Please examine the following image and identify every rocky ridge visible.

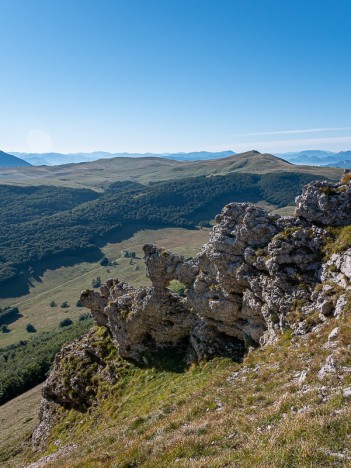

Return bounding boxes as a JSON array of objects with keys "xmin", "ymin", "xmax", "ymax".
[
  {"xmin": 80, "ymin": 174, "xmax": 351, "ymax": 363},
  {"xmin": 33, "ymin": 173, "xmax": 351, "ymax": 449}
]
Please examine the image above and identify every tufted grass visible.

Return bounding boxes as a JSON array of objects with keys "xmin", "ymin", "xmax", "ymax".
[
  {"xmin": 323, "ymin": 226, "xmax": 351, "ymax": 258},
  {"xmin": 10, "ymin": 293, "xmax": 350, "ymax": 467}
]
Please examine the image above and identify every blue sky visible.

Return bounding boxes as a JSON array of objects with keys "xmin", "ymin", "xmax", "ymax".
[{"xmin": 1, "ymin": 0, "xmax": 350, "ymax": 154}]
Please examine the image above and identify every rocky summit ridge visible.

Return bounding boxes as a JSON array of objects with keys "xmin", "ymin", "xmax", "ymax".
[{"xmin": 32, "ymin": 172, "xmax": 351, "ymax": 452}]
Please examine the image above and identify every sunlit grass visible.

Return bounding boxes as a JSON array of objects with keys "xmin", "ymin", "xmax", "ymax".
[{"xmin": 12, "ymin": 293, "xmax": 350, "ymax": 467}]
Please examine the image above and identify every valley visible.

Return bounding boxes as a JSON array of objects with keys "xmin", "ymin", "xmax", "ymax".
[{"xmin": 0, "ymin": 227, "xmax": 209, "ymax": 348}]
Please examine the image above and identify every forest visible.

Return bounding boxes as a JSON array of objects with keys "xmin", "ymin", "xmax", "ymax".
[
  {"xmin": 0, "ymin": 172, "xmax": 324, "ymax": 286},
  {"xmin": 0, "ymin": 319, "xmax": 92, "ymax": 405}
]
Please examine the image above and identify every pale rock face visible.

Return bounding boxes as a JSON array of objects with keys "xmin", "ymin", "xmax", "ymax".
[
  {"xmin": 328, "ymin": 327, "xmax": 339, "ymax": 342},
  {"xmin": 79, "ymin": 177, "xmax": 350, "ymax": 365},
  {"xmin": 295, "ymin": 180, "xmax": 351, "ymax": 226},
  {"xmin": 318, "ymin": 355, "xmax": 336, "ymax": 379}
]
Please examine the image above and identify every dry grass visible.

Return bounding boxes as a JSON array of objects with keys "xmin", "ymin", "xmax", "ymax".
[
  {"xmin": 341, "ymin": 173, "xmax": 351, "ymax": 185},
  {"xmin": 0, "ymin": 385, "xmax": 42, "ymax": 465},
  {"xmin": 12, "ymin": 293, "xmax": 351, "ymax": 467}
]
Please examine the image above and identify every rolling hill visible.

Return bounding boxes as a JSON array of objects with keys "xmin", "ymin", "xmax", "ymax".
[
  {"xmin": 10, "ymin": 150, "xmax": 236, "ymax": 166},
  {"xmin": 0, "ymin": 151, "xmax": 342, "ymax": 190},
  {"xmin": 0, "ymin": 151, "xmax": 31, "ymax": 168}
]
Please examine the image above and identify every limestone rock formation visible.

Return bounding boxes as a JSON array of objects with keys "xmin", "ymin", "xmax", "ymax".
[
  {"xmin": 79, "ymin": 175, "xmax": 350, "ymax": 365},
  {"xmin": 295, "ymin": 178, "xmax": 351, "ymax": 226},
  {"xmin": 33, "ymin": 174, "xmax": 351, "ymax": 448}
]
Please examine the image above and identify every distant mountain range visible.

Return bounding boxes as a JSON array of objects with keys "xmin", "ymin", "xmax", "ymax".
[
  {"xmin": 0, "ymin": 150, "xmax": 31, "ymax": 168},
  {"xmin": 6, "ymin": 149, "xmax": 351, "ymax": 168},
  {"xmin": 276, "ymin": 150, "xmax": 351, "ymax": 168},
  {"xmin": 9, "ymin": 150, "xmax": 236, "ymax": 166}
]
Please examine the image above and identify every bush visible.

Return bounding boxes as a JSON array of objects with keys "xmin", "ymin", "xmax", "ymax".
[
  {"xmin": 59, "ymin": 318, "xmax": 73, "ymax": 328},
  {"xmin": 99, "ymin": 256, "xmax": 109, "ymax": 266},
  {"xmin": 79, "ymin": 313, "xmax": 92, "ymax": 321},
  {"xmin": 50, "ymin": 301, "xmax": 57, "ymax": 307},
  {"xmin": 92, "ymin": 277, "xmax": 102, "ymax": 288},
  {"xmin": 168, "ymin": 280, "xmax": 186, "ymax": 297},
  {"xmin": 26, "ymin": 323, "xmax": 36, "ymax": 333},
  {"xmin": 1, "ymin": 325, "xmax": 10, "ymax": 333},
  {"xmin": 61, "ymin": 301, "xmax": 69, "ymax": 308}
]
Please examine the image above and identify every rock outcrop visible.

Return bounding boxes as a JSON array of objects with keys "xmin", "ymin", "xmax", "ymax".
[
  {"xmin": 79, "ymin": 174, "xmax": 350, "ymax": 365},
  {"xmin": 33, "ymin": 174, "xmax": 351, "ymax": 449}
]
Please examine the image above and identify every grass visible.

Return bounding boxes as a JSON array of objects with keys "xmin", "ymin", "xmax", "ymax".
[
  {"xmin": 341, "ymin": 173, "xmax": 351, "ymax": 185},
  {"xmin": 6, "ymin": 292, "xmax": 350, "ymax": 467},
  {"xmin": 271, "ymin": 205, "xmax": 295, "ymax": 216},
  {"xmin": 323, "ymin": 226, "xmax": 351, "ymax": 259},
  {"xmin": 0, "ymin": 227, "xmax": 209, "ymax": 348},
  {"xmin": 0, "ymin": 152, "xmax": 342, "ymax": 190},
  {"xmin": 0, "ymin": 384, "xmax": 42, "ymax": 464}
]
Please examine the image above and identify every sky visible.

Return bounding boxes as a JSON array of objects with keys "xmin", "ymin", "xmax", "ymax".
[{"xmin": 0, "ymin": 0, "xmax": 350, "ymax": 154}]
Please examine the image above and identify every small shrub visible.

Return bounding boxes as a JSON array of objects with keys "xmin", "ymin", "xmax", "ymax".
[
  {"xmin": 92, "ymin": 277, "xmax": 102, "ymax": 288},
  {"xmin": 50, "ymin": 301, "xmax": 57, "ymax": 307},
  {"xmin": 61, "ymin": 301, "xmax": 70, "ymax": 308},
  {"xmin": 79, "ymin": 313, "xmax": 92, "ymax": 321},
  {"xmin": 59, "ymin": 318, "xmax": 73, "ymax": 328},
  {"xmin": 1, "ymin": 324, "xmax": 10, "ymax": 333},
  {"xmin": 168, "ymin": 280, "xmax": 186, "ymax": 296},
  {"xmin": 26, "ymin": 323, "xmax": 36, "ymax": 333}
]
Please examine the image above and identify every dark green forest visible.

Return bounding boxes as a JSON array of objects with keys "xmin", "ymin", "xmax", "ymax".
[
  {"xmin": 0, "ymin": 172, "xmax": 325, "ymax": 286},
  {"xmin": 0, "ymin": 185, "xmax": 99, "ymax": 224},
  {"xmin": 0, "ymin": 319, "xmax": 92, "ymax": 405}
]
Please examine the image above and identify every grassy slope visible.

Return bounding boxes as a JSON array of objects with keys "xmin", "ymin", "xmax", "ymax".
[
  {"xmin": 0, "ymin": 385, "xmax": 42, "ymax": 464},
  {"xmin": 10, "ymin": 292, "xmax": 351, "ymax": 467},
  {"xmin": 0, "ymin": 227, "xmax": 209, "ymax": 348},
  {"xmin": 0, "ymin": 152, "xmax": 342, "ymax": 190}
]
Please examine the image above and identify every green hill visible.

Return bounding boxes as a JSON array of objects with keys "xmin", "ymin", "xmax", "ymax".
[{"xmin": 0, "ymin": 151, "xmax": 342, "ymax": 190}]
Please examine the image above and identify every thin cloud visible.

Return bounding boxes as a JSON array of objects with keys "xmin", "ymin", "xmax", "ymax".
[
  {"xmin": 207, "ymin": 135, "xmax": 351, "ymax": 153},
  {"xmin": 230, "ymin": 127, "xmax": 351, "ymax": 137}
]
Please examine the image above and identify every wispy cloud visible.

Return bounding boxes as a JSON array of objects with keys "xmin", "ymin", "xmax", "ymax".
[
  {"xmin": 207, "ymin": 135, "xmax": 351, "ymax": 154},
  {"xmin": 230, "ymin": 127, "xmax": 351, "ymax": 137}
]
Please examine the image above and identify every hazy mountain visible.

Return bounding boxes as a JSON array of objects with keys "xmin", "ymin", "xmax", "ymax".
[
  {"xmin": 277, "ymin": 150, "xmax": 351, "ymax": 167},
  {"xmin": 9, "ymin": 150, "xmax": 236, "ymax": 166},
  {"xmin": 162, "ymin": 150, "xmax": 235, "ymax": 161},
  {"xmin": 326, "ymin": 160, "xmax": 351, "ymax": 169},
  {"xmin": 11, "ymin": 149, "xmax": 351, "ymax": 167},
  {"xmin": 0, "ymin": 150, "xmax": 31, "ymax": 167}
]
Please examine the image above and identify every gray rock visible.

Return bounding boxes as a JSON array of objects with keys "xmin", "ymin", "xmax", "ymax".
[
  {"xmin": 295, "ymin": 179, "xmax": 351, "ymax": 226},
  {"xmin": 328, "ymin": 327, "xmax": 339, "ymax": 342},
  {"xmin": 78, "ymin": 176, "xmax": 350, "ymax": 364}
]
